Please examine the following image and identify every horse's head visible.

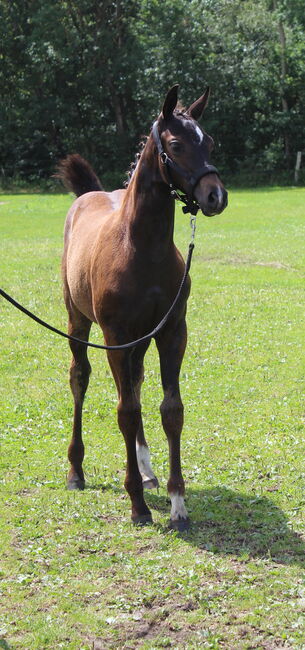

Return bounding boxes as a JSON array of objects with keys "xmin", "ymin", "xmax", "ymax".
[{"xmin": 154, "ymin": 85, "xmax": 227, "ymax": 217}]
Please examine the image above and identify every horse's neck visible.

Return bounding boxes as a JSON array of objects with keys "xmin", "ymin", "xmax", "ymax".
[{"xmin": 122, "ymin": 142, "xmax": 175, "ymax": 260}]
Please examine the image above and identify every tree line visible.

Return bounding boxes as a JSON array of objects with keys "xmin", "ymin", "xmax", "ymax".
[{"xmin": 1, "ymin": 0, "xmax": 304, "ymax": 189}]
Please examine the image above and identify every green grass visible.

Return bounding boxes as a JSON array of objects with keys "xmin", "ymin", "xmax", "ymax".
[{"xmin": 0, "ymin": 188, "xmax": 305, "ymax": 649}]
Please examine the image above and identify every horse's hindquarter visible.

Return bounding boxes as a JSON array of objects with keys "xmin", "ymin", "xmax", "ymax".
[{"xmin": 63, "ymin": 190, "xmax": 125, "ymax": 323}]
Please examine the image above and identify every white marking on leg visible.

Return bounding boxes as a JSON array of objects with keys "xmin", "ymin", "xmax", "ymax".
[
  {"xmin": 169, "ymin": 492, "xmax": 188, "ymax": 521},
  {"xmin": 136, "ymin": 443, "xmax": 156, "ymax": 483}
]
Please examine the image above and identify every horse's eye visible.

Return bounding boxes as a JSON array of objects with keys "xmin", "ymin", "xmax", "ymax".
[{"xmin": 169, "ymin": 140, "xmax": 182, "ymax": 155}]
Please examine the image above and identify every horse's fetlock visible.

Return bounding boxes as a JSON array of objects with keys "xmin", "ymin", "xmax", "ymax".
[
  {"xmin": 68, "ymin": 442, "xmax": 85, "ymax": 466},
  {"xmin": 124, "ymin": 475, "xmax": 143, "ymax": 497},
  {"xmin": 168, "ymin": 478, "xmax": 185, "ymax": 495}
]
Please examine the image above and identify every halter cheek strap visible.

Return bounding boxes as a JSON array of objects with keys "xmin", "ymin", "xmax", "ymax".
[{"xmin": 152, "ymin": 120, "xmax": 219, "ymax": 216}]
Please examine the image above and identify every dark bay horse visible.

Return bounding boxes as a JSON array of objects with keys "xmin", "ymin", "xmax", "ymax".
[{"xmin": 58, "ymin": 85, "xmax": 227, "ymax": 530}]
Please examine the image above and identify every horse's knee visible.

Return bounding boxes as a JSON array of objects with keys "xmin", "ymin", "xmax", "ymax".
[
  {"xmin": 124, "ymin": 472, "xmax": 143, "ymax": 497},
  {"xmin": 117, "ymin": 401, "xmax": 141, "ymax": 437},
  {"xmin": 160, "ymin": 395, "xmax": 184, "ymax": 434}
]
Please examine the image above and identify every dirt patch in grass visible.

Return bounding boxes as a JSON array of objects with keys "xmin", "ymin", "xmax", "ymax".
[
  {"xmin": 91, "ymin": 608, "xmax": 294, "ymax": 649},
  {"xmin": 203, "ymin": 254, "xmax": 297, "ymax": 272}
]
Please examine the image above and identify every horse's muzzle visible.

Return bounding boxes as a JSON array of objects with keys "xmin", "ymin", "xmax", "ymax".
[{"xmin": 194, "ymin": 176, "xmax": 228, "ymax": 217}]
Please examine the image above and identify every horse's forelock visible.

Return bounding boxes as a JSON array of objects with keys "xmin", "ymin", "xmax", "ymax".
[{"xmin": 175, "ymin": 101, "xmax": 187, "ymax": 115}]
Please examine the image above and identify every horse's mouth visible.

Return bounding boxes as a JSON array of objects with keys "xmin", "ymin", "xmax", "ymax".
[
  {"xmin": 194, "ymin": 183, "xmax": 228, "ymax": 217},
  {"xmin": 201, "ymin": 196, "xmax": 228, "ymax": 217}
]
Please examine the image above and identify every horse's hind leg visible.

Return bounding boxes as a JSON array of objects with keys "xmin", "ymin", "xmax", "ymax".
[
  {"xmin": 67, "ymin": 311, "xmax": 92, "ymax": 490},
  {"xmin": 156, "ymin": 317, "xmax": 189, "ymax": 531},
  {"xmin": 133, "ymin": 355, "xmax": 159, "ymax": 490},
  {"xmin": 106, "ymin": 341, "xmax": 152, "ymax": 524},
  {"xmin": 107, "ymin": 344, "xmax": 158, "ymax": 491},
  {"xmin": 136, "ymin": 426, "xmax": 159, "ymax": 490}
]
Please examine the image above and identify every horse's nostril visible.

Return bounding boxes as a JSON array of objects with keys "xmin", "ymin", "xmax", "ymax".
[{"xmin": 208, "ymin": 191, "xmax": 217, "ymax": 206}]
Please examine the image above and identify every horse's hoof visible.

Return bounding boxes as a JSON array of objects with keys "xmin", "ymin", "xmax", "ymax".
[
  {"xmin": 169, "ymin": 517, "xmax": 190, "ymax": 532},
  {"xmin": 67, "ymin": 478, "xmax": 85, "ymax": 491},
  {"xmin": 142, "ymin": 477, "xmax": 159, "ymax": 490},
  {"xmin": 132, "ymin": 513, "xmax": 153, "ymax": 526}
]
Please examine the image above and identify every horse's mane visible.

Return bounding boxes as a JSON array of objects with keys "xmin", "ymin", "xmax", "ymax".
[{"xmin": 124, "ymin": 136, "xmax": 148, "ymax": 186}]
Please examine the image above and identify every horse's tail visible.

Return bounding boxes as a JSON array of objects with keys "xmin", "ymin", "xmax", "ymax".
[{"xmin": 56, "ymin": 154, "xmax": 103, "ymax": 197}]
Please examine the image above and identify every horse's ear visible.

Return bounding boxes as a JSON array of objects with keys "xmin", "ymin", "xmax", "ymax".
[
  {"xmin": 162, "ymin": 84, "xmax": 179, "ymax": 120},
  {"xmin": 186, "ymin": 87, "xmax": 210, "ymax": 121}
]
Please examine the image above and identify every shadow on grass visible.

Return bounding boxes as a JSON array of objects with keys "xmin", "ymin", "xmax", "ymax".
[
  {"xmin": 0, "ymin": 640, "xmax": 11, "ymax": 649},
  {"xmin": 146, "ymin": 486, "xmax": 305, "ymax": 567},
  {"xmin": 85, "ymin": 481, "xmax": 120, "ymax": 491}
]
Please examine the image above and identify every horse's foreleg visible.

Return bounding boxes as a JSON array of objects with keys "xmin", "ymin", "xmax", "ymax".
[
  {"xmin": 156, "ymin": 318, "xmax": 189, "ymax": 531},
  {"xmin": 67, "ymin": 314, "xmax": 92, "ymax": 490},
  {"xmin": 107, "ymin": 344, "xmax": 152, "ymax": 524}
]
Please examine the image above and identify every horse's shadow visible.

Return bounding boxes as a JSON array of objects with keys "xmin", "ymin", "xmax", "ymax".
[
  {"xmin": 146, "ymin": 486, "xmax": 305, "ymax": 567},
  {"xmin": 0, "ymin": 640, "xmax": 11, "ymax": 649}
]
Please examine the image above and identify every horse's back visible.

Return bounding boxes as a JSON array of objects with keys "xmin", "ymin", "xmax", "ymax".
[{"xmin": 64, "ymin": 189, "xmax": 125, "ymax": 235}]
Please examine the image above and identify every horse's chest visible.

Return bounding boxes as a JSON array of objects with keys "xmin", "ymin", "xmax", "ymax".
[
  {"xmin": 138, "ymin": 286, "xmax": 167, "ymax": 332},
  {"xmin": 98, "ymin": 278, "xmax": 167, "ymax": 331},
  {"xmin": 128, "ymin": 284, "xmax": 168, "ymax": 332},
  {"xmin": 143, "ymin": 285, "xmax": 165, "ymax": 312}
]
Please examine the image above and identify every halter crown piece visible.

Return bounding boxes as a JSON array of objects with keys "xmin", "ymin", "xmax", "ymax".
[{"xmin": 151, "ymin": 120, "xmax": 219, "ymax": 216}]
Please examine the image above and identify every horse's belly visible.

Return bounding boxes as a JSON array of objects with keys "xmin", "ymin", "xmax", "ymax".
[{"xmin": 67, "ymin": 271, "xmax": 96, "ymax": 322}]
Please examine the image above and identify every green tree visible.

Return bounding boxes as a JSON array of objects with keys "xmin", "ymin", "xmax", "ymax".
[
  {"xmin": 0, "ymin": 0, "xmax": 304, "ymax": 186},
  {"xmin": 0, "ymin": 0, "xmax": 145, "ymax": 185}
]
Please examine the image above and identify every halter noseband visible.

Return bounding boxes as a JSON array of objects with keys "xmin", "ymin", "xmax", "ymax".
[{"xmin": 152, "ymin": 120, "xmax": 219, "ymax": 216}]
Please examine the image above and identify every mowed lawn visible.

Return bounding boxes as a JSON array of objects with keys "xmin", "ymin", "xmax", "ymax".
[{"xmin": 0, "ymin": 188, "xmax": 304, "ymax": 650}]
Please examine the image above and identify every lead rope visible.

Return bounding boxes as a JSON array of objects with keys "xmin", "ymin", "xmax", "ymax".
[{"xmin": 0, "ymin": 216, "xmax": 196, "ymax": 351}]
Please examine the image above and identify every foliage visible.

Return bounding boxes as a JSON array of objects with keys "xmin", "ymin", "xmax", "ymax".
[
  {"xmin": 0, "ymin": 190, "xmax": 305, "ymax": 648},
  {"xmin": 0, "ymin": 0, "xmax": 305, "ymax": 187}
]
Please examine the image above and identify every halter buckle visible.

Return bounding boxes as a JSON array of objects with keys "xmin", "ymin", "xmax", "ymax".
[{"xmin": 190, "ymin": 216, "xmax": 197, "ymax": 242}]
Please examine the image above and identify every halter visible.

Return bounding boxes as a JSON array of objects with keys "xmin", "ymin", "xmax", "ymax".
[{"xmin": 152, "ymin": 120, "xmax": 219, "ymax": 216}]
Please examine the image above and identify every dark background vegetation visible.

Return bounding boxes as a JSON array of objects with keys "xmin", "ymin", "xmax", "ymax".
[{"xmin": 1, "ymin": 0, "xmax": 305, "ymax": 190}]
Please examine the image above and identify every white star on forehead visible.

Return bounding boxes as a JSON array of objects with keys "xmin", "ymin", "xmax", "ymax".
[
  {"xmin": 194, "ymin": 124, "xmax": 204, "ymax": 143},
  {"xmin": 182, "ymin": 118, "xmax": 204, "ymax": 143}
]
